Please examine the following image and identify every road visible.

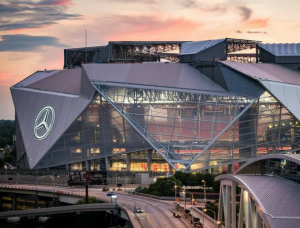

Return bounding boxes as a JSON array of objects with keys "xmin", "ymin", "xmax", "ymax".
[{"xmin": 1, "ymin": 184, "xmax": 201, "ymax": 228}]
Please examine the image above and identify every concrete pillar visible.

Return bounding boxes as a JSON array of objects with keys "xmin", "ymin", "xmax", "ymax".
[
  {"xmin": 85, "ymin": 160, "xmax": 90, "ymax": 171},
  {"xmin": 126, "ymin": 154, "xmax": 131, "ymax": 171},
  {"xmin": 0, "ymin": 194, "xmax": 2, "ymax": 211},
  {"xmin": 168, "ymin": 164, "xmax": 173, "ymax": 175},
  {"xmin": 65, "ymin": 164, "xmax": 70, "ymax": 171},
  {"xmin": 147, "ymin": 149, "xmax": 152, "ymax": 172},
  {"xmin": 12, "ymin": 194, "xmax": 17, "ymax": 211},
  {"xmin": 105, "ymin": 157, "xmax": 111, "ymax": 171},
  {"xmin": 35, "ymin": 195, "xmax": 38, "ymax": 209}
]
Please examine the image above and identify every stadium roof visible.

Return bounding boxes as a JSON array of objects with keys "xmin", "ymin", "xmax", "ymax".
[
  {"xmin": 221, "ymin": 61, "xmax": 300, "ymax": 85},
  {"xmin": 14, "ymin": 70, "xmax": 60, "ymax": 87},
  {"xmin": 27, "ymin": 69, "xmax": 81, "ymax": 95},
  {"xmin": 259, "ymin": 43, "xmax": 300, "ymax": 56},
  {"xmin": 216, "ymin": 174, "xmax": 300, "ymax": 228},
  {"xmin": 180, "ymin": 39, "xmax": 225, "ymax": 55},
  {"xmin": 83, "ymin": 63, "xmax": 228, "ymax": 94}
]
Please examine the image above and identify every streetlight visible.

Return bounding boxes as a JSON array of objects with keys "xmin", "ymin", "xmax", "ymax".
[
  {"xmin": 204, "ymin": 208, "xmax": 216, "ymax": 220},
  {"xmin": 202, "ymin": 179, "xmax": 206, "ymax": 206},
  {"xmin": 167, "ymin": 180, "xmax": 177, "ymax": 206},
  {"xmin": 184, "ymin": 191, "xmax": 194, "ymax": 217}
]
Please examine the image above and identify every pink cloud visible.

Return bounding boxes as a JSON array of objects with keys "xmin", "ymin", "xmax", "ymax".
[
  {"xmin": 246, "ymin": 18, "xmax": 269, "ymax": 28},
  {"xmin": 99, "ymin": 15, "xmax": 202, "ymax": 41}
]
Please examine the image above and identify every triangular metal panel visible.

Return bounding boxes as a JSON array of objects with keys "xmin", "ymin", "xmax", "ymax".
[
  {"xmin": 81, "ymin": 66, "xmax": 95, "ymax": 98},
  {"xmin": 260, "ymin": 80, "xmax": 300, "ymax": 121},
  {"xmin": 11, "ymin": 87, "xmax": 91, "ymax": 168},
  {"xmin": 15, "ymin": 70, "xmax": 60, "ymax": 87}
]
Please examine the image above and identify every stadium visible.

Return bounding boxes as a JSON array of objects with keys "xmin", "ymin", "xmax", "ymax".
[{"xmin": 11, "ymin": 38, "xmax": 300, "ymax": 172}]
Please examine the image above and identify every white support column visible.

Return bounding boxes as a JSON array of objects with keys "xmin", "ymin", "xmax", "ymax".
[
  {"xmin": 126, "ymin": 154, "xmax": 131, "ymax": 171},
  {"xmin": 256, "ymin": 210, "xmax": 262, "ymax": 228},
  {"xmin": 249, "ymin": 197, "xmax": 257, "ymax": 228},
  {"xmin": 225, "ymin": 185, "xmax": 231, "ymax": 228},
  {"xmin": 231, "ymin": 181, "xmax": 237, "ymax": 228},
  {"xmin": 243, "ymin": 190, "xmax": 250, "ymax": 228},
  {"xmin": 105, "ymin": 157, "xmax": 110, "ymax": 171},
  {"xmin": 238, "ymin": 188, "xmax": 245, "ymax": 228},
  {"xmin": 218, "ymin": 183, "xmax": 224, "ymax": 223}
]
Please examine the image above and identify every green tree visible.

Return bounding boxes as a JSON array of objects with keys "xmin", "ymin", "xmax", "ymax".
[
  {"xmin": 0, "ymin": 137, "xmax": 8, "ymax": 148},
  {"xmin": 4, "ymin": 153, "xmax": 13, "ymax": 163},
  {"xmin": 0, "ymin": 158, "xmax": 4, "ymax": 169},
  {"xmin": 76, "ymin": 196, "xmax": 101, "ymax": 204}
]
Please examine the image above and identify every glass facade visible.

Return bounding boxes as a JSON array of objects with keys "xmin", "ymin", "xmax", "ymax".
[
  {"xmin": 35, "ymin": 94, "xmax": 153, "ymax": 169},
  {"xmin": 263, "ymin": 158, "xmax": 300, "ymax": 184},
  {"xmin": 35, "ymin": 85, "xmax": 300, "ymax": 172},
  {"xmin": 96, "ymin": 85, "xmax": 300, "ymax": 171}
]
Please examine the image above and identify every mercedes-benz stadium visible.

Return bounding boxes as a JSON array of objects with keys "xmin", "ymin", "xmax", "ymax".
[{"xmin": 11, "ymin": 38, "xmax": 300, "ymax": 172}]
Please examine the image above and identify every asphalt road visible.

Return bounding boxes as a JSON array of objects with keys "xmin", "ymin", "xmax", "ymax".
[{"xmin": 1, "ymin": 184, "xmax": 214, "ymax": 228}]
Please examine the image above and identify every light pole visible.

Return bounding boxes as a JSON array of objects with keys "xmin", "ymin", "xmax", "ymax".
[
  {"xmin": 204, "ymin": 209, "xmax": 220, "ymax": 228},
  {"xmin": 185, "ymin": 191, "xmax": 194, "ymax": 222},
  {"xmin": 167, "ymin": 180, "xmax": 177, "ymax": 205},
  {"xmin": 202, "ymin": 179, "xmax": 206, "ymax": 206},
  {"xmin": 204, "ymin": 208, "xmax": 216, "ymax": 220}
]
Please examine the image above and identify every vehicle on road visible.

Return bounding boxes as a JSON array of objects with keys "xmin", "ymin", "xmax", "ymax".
[
  {"xmin": 173, "ymin": 213, "xmax": 181, "ymax": 218},
  {"xmin": 136, "ymin": 208, "xmax": 143, "ymax": 213},
  {"xmin": 102, "ymin": 187, "xmax": 109, "ymax": 191},
  {"xmin": 128, "ymin": 190, "xmax": 134, "ymax": 194},
  {"xmin": 117, "ymin": 188, "xmax": 122, "ymax": 191}
]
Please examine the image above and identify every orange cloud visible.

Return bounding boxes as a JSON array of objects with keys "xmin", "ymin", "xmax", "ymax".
[
  {"xmin": 100, "ymin": 15, "xmax": 202, "ymax": 41},
  {"xmin": 246, "ymin": 18, "xmax": 269, "ymax": 28},
  {"xmin": 11, "ymin": 25, "xmax": 52, "ymax": 35}
]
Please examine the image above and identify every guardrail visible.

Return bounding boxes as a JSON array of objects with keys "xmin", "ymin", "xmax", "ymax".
[{"xmin": 0, "ymin": 203, "xmax": 115, "ymax": 219}]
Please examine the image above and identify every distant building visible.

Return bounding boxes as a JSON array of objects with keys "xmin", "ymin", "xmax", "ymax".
[{"xmin": 11, "ymin": 38, "xmax": 300, "ymax": 172}]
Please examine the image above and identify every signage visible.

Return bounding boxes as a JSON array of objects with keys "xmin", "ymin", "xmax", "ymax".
[
  {"xmin": 107, "ymin": 193, "xmax": 116, "ymax": 197},
  {"xmin": 34, "ymin": 106, "xmax": 55, "ymax": 140},
  {"xmin": 67, "ymin": 171, "xmax": 107, "ymax": 186}
]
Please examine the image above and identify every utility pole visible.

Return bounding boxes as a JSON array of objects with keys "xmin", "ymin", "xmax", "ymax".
[{"xmin": 85, "ymin": 30, "xmax": 87, "ymax": 63}]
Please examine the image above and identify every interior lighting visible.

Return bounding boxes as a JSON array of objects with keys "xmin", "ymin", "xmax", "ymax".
[
  {"xmin": 282, "ymin": 123, "xmax": 285, "ymax": 126},
  {"xmin": 275, "ymin": 124, "xmax": 278, "ymax": 127},
  {"xmin": 290, "ymin": 122, "xmax": 293, "ymax": 125},
  {"xmin": 269, "ymin": 125, "xmax": 272, "ymax": 128}
]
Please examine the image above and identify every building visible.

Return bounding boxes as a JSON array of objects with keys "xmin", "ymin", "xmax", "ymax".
[
  {"xmin": 11, "ymin": 39, "xmax": 300, "ymax": 172},
  {"xmin": 217, "ymin": 153, "xmax": 300, "ymax": 228}
]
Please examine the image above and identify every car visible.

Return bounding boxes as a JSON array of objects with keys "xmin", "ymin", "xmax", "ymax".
[
  {"xmin": 136, "ymin": 208, "xmax": 143, "ymax": 213},
  {"xmin": 117, "ymin": 188, "xmax": 123, "ymax": 191},
  {"xmin": 173, "ymin": 213, "xmax": 181, "ymax": 218},
  {"xmin": 128, "ymin": 190, "xmax": 134, "ymax": 194},
  {"xmin": 102, "ymin": 187, "xmax": 109, "ymax": 191}
]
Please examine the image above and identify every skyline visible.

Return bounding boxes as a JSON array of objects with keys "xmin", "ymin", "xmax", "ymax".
[{"xmin": 1, "ymin": 0, "xmax": 300, "ymax": 119}]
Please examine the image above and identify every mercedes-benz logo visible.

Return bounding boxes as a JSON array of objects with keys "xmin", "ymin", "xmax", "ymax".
[{"xmin": 34, "ymin": 106, "xmax": 55, "ymax": 140}]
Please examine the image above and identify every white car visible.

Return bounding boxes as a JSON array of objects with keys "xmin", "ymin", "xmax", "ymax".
[{"xmin": 136, "ymin": 208, "xmax": 143, "ymax": 213}]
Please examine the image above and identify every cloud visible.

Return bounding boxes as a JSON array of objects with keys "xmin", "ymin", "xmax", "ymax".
[
  {"xmin": 247, "ymin": 18, "xmax": 269, "ymax": 28},
  {"xmin": 0, "ymin": 34, "xmax": 68, "ymax": 52},
  {"xmin": 98, "ymin": 15, "xmax": 202, "ymax": 41},
  {"xmin": 0, "ymin": 1, "xmax": 80, "ymax": 32},
  {"xmin": 235, "ymin": 30, "xmax": 267, "ymax": 34},
  {"xmin": 237, "ymin": 6, "xmax": 252, "ymax": 21}
]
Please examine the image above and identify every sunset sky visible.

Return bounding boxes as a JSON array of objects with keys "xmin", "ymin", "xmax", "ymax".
[{"xmin": 1, "ymin": 0, "xmax": 300, "ymax": 119}]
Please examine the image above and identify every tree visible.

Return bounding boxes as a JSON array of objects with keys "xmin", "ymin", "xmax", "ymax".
[
  {"xmin": 0, "ymin": 158, "xmax": 4, "ymax": 169},
  {"xmin": 4, "ymin": 153, "xmax": 13, "ymax": 163},
  {"xmin": 76, "ymin": 196, "xmax": 101, "ymax": 204}
]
